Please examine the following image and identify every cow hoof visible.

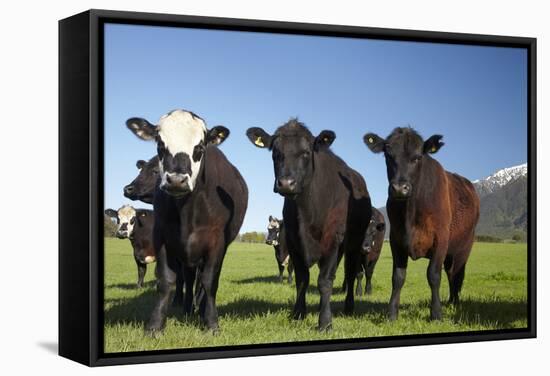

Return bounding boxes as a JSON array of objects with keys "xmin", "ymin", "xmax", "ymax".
[
  {"xmin": 430, "ymin": 312, "xmax": 442, "ymax": 321},
  {"xmin": 292, "ymin": 311, "xmax": 306, "ymax": 320},
  {"xmin": 318, "ymin": 323, "xmax": 333, "ymax": 332},
  {"xmin": 144, "ymin": 327, "xmax": 164, "ymax": 338}
]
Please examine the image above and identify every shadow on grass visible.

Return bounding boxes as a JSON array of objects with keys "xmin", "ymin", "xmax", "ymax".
[
  {"xmin": 233, "ymin": 275, "xmax": 292, "ymax": 285},
  {"xmin": 451, "ymin": 298, "xmax": 527, "ymax": 327},
  {"xmin": 105, "ymin": 280, "xmax": 157, "ymax": 290}
]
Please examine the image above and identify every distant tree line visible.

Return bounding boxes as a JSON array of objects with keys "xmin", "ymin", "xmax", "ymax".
[
  {"xmin": 475, "ymin": 233, "xmax": 526, "ymax": 243},
  {"xmin": 237, "ymin": 232, "xmax": 266, "ymax": 243}
]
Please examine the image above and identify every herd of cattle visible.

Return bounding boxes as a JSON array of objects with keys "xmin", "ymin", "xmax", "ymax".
[{"xmin": 105, "ymin": 109, "xmax": 480, "ymax": 335}]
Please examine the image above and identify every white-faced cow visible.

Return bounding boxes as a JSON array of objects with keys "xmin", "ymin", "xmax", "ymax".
[
  {"xmin": 247, "ymin": 119, "xmax": 372, "ymax": 330},
  {"xmin": 364, "ymin": 127, "xmax": 479, "ymax": 320},
  {"xmin": 105, "ymin": 205, "xmax": 156, "ymax": 288},
  {"xmin": 265, "ymin": 216, "xmax": 293, "ymax": 283},
  {"xmin": 127, "ymin": 109, "xmax": 248, "ymax": 334}
]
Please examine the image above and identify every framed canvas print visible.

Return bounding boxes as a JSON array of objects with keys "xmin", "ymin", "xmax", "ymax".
[{"xmin": 59, "ymin": 9, "xmax": 536, "ymax": 366}]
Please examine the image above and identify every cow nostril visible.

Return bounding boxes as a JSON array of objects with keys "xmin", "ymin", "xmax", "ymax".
[{"xmin": 124, "ymin": 185, "xmax": 134, "ymax": 194}]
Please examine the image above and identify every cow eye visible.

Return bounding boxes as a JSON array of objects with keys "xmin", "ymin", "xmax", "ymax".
[
  {"xmin": 152, "ymin": 167, "xmax": 159, "ymax": 174},
  {"xmin": 130, "ymin": 217, "xmax": 135, "ymax": 225},
  {"xmin": 412, "ymin": 156, "xmax": 422, "ymax": 163}
]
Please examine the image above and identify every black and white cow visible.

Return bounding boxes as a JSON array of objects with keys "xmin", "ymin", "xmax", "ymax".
[
  {"xmin": 126, "ymin": 109, "xmax": 248, "ymax": 334},
  {"xmin": 247, "ymin": 119, "xmax": 372, "ymax": 330},
  {"xmin": 105, "ymin": 205, "xmax": 156, "ymax": 288},
  {"xmin": 266, "ymin": 216, "xmax": 293, "ymax": 283}
]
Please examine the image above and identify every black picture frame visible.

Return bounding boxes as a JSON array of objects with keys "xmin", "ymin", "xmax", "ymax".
[{"xmin": 59, "ymin": 9, "xmax": 537, "ymax": 367}]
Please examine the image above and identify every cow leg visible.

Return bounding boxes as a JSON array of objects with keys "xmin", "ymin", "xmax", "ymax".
[
  {"xmin": 365, "ymin": 259, "xmax": 377, "ymax": 295},
  {"xmin": 344, "ymin": 247, "xmax": 358, "ymax": 315},
  {"xmin": 198, "ymin": 258, "xmax": 223, "ymax": 331},
  {"xmin": 448, "ymin": 255, "xmax": 466, "ymax": 305},
  {"xmin": 355, "ymin": 270, "xmax": 364, "ymax": 297},
  {"xmin": 193, "ymin": 268, "xmax": 203, "ymax": 311},
  {"xmin": 427, "ymin": 255, "xmax": 444, "ymax": 320},
  {"xmin": 277, "ymin": 263, "xmax": 285, "ymax": 283},
  {"xmin": 389, "ymin": 251, "xmax": 408, "ymax": 321},
  {"xmin": 136, "ymin": 259, "xmax": 146, "ymax": 289},
  {"xmin": 172, "ymin": 260, "xmax": 184, "ymax": 307},
  {"xmin": 444, "ymin": 255, "xmax": 454, "ymax": 304},
  {"xmin": 287, "ymin": 259, "xmax": 294, "ymax": 284},
  {"xmin": 145, "ymin": 245, "xmax": 177, "ymax": 336},
  {"xmin": 317, "ymin": 251, "xmax": 338, "ymax": 331},
  {"xmin": 183, "ymin": 266, "xmax": 196, "ymax": 315},
  {"xmin": 341, "ymin": 278, "xmax": 347, "ymax": 293},
  {"xmin": 292, "ymin": 257, "xmax": 309, "ymax": 320}
]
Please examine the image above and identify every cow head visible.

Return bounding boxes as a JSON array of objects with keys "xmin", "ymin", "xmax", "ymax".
[
  {"xmin": 361, "ymin": 218, "xmax": 385, "ymax": 255},
  {"xmin": 126, "ymin": 109, "xmax": 229, "ymax": 198},
  {"xmin": 364, "ymin": 127, "xmax": 444, "ymax": 199},
  {"xmin": 265, "ymin": 215, "xmax": 283, "ymax": 246},
  {"xmin": 105, "ymin": 205, "xmax": 138, "ymax": 239},
  {"xmin": 123, "ymin": 156, "xmax": 160, "ymax": 204},
  {"xmin": 246, "ymin": 118, "xmax": 335, "ymax": 198}
]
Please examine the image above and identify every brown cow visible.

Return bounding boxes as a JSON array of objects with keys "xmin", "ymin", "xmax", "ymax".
[{"xmin": 364, "ymin": 127, "xmax": 479, "ymax": 320}]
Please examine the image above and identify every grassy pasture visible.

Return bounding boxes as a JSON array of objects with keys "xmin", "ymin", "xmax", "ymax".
[{"xmin": 104, "ymin": 239, "xmax": 527, "ymax": 353}]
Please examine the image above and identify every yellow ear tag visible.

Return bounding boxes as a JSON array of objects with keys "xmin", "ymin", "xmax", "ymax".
[
  {"xmin": 323, "ymin": 137, "xmax": 329, "ymax": 143},
  {"xmin": 254, "ymin": 136, "xmax": 264, "ymax": 147},
  {"xmin": 218, "ymin": 132, "xmax": 225, "ymax": 138},
  {"xmin": 431, "ymin": 146, "xmax": 437, "ymax": 153},
  {"xmin": 368, "ymin": 137, "xmax": 374, "ymax": 143}
]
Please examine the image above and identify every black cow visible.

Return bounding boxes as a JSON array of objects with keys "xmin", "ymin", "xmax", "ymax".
[
  {"xmin": 358, "ymin": 207, "xmax": 386, "ymax": 295},
  {"xmin": 265, "ymin": 216, "xmax": 293, "ymax": 283},
  {"xmin": 341, "ymin": 207, "xmax": 385, "ymax": 296},
  {"xmin": 127, "ymin": 109, "xmax": 248, "ymax": 334},
  {"xmin": 364, "ymin": 127, "xmax": 479, "ymax": 320},
  {"xmin": 247, "ymin": 119, "xmax": 371, "ymax": 330},
  {"xmin": 123, "ymin": 156, "xmax": 160, "ymax": 204},
  {"xmin": 105, "ymin": 205, "xmax": 156, "ymax": 288}
]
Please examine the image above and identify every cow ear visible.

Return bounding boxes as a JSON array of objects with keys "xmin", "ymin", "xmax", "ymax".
[
  {"xmin": 423, "ymin": 135, "xmax": 444, "ymax": 154},
  {"xmin": 126, "ymin": 117, "xmax": 157, "ymax": 141},
  {"xmin": 207, "ymin": 126, "xmax": 230, "ymax": 146},
  {"xmin": 104, "ymin": 209, "xmax": 117, "ymax": 218},
  {"xmin": 246, "ymin": 127, "xmax": 273, "ymax": 149},
  {"xmin": 269, "ymin": 215, "xmax": 273, "ymax": 222},
  {"xmin": 376, "ymin": 222, "xmax": 386, "ymax": 232},
  {"xmin": 136, "ymin": 160, "xmax": 146, "ymax": 169},
  {"xmin": 314, "ymin": 130, "xmax": 335, "ymax": 151},
  {"xmin": 363, "ymin": 133, "xmax": 385, "ymax": 153}
]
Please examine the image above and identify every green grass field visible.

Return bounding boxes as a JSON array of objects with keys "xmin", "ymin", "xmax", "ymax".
[{"xmin": 104, "ymin": 239, "xmax": 527, "ymax": 353}]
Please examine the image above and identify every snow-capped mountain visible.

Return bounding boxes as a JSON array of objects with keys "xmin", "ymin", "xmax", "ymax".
[{"xmin": 473, "ymin": 163, "xmax": 527, "ymax": 197}]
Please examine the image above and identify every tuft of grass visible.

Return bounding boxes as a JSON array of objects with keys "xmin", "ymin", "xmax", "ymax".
[{"xmin": 104, "ymin": 240, "xmax": 528, "ymax": 353}]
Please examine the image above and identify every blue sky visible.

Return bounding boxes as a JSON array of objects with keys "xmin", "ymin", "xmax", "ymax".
[{"xmin": 104, "ymin": 23, "xmax": 527, "ymax": 233}]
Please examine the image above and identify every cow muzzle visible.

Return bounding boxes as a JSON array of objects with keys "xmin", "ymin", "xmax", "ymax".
[
  {"xmin": 275, "ymin": 176, "xmax": 297, "ymax": 196},
  {"xmin": 391, "ymin": 182, "xmax": 411, "ymax": 199},
  {"xmin": 123, "ymin": 184, "xmax": 136, "ymax": 198},
  {"xmin": 161, "ymin": 173, "xmax": 191, "ymax": 197}
]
